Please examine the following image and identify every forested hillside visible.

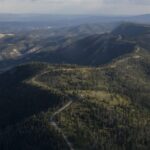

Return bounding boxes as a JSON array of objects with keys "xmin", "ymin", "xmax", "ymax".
[
  {"xmin": 0, "ymin": 49, "xmax": 149, "ymax": 149},
  {"xmin": 0, "ymin": 22, "xmax": 150, "ymax": 150}
]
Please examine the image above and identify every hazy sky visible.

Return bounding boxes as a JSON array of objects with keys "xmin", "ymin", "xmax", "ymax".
[{"xmin": 0, "ymin": 0, "xmax": 150, "ymax": 15}]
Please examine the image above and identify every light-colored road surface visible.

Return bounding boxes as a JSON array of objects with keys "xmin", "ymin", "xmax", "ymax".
[
  {"xmin": 50, "ymin": 101, "xmax": 74, "ymax": 150},
  {"xmin": 30, "ymin": 70, "xmax": 75, "ymax": 150},
  {"xmin": 50, "ymin": 101, "xmax": 73, "ymax": 120}
]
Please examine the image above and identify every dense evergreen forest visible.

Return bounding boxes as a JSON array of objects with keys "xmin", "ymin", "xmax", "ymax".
[
  {"xmin": 0, "ymin": 22, "xmax": 150, "ymax": 150},
  {"xmin": 0, "ymin": 53, "xmax": 149, "ymax": 150}
]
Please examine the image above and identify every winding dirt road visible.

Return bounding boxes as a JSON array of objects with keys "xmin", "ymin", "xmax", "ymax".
[
  {"xmin": 50, "ymin": 101, "xmax": 74, "ymax": 150},
  {"xmin": 30, "ymin": 70, "xmax": 75, "ymax": 150}
]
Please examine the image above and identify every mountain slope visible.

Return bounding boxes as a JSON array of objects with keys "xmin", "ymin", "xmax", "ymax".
[
  {"xmin": 0, "ymin": 23, "xmax": 115, "ymax": 71},
  {"xmin": 0, "ymin": 55, "xmax": 149, "ymax": 149},
  {"xmin": 19, "ymin": 23, "xmax": 150, "ymax": 66},
  {"xmin": 0, "ymin": 22, "xmax": 150, "ymax": 150},
  {"xmin": 0, "ymin": 63, "xmax": 69, "ymax": 129},
  {"xmin": 57, "ymin": 34, "xmax": 136, "ymax": 65},
  {"xmin": 112, "ymin": 23, "xmax": 150, "ymax": 37},
  {"xmin": 29, "ymin": 33, "xmax": 136, "ymax": 66},
  {"xmin": 1, "ymin": 22, "xmax": 150, "ymax": 71},
  {"xmin": 0, "ymin": 63, "xmax": 72, "ymax": 149},
  {"xmin": 112, "ymin": 23, "xmax": 150, "ymax": 50}
]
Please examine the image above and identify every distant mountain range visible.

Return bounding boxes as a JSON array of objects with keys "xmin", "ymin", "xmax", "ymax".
[
  {"xmin": 0, "ymin": 14, "xmax": 150, "ymax": 32},
  {"xmin": 0, "ymin": 22, "xmax": 150, "ymax": 71},
  {"xmin": 0, "ymin": 14, "xmax": 150, "ymax": 23}
]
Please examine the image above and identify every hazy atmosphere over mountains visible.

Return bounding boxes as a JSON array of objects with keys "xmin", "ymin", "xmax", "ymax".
[
  {"xmin": 0, "ymin": 0, "xmax": 150, "ymax": 150},
  {"xmin": 0, "ymin": 0, "xmax": 150, "ymax": 15}
]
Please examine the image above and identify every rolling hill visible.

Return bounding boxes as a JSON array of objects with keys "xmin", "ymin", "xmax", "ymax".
[
  {"xmin": 1, "ymin": 22, "xmax": 149, "ymax": 71},
  {"xmin": 112, "ymin": 23, "xmax": 150, "ymax": 37},
  {"xmin": 0, "ymin": 49, "xmax": 149, "ymax": 149},
  {"xmin": 28, "ymin": 23, "xmax": 150, "ymax": 66},
  {"xmin": 0, "ymin": 23, "xmax": 116, "ymax": 71},
  {"xmin": 0, "ymin": 22, "xmax": 150, "ymax": 150}
]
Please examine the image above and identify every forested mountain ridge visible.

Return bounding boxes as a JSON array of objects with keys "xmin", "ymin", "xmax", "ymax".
[
  {"xmin": 29, "ymin": 23, "xmax": 150, "ymax": 66},
  {"xmin": 0, "ymin": 22, "xmax": 150, "ymax": 71},
  {"xmin": 0, "ymin": 22, "xmax": 150, "ymax": 150},
  {"xmin": 0, "ymin": 23, "xmax": 116, "ymax": 71},
  {"xmin": 112, "ymin": 23, "xmax": 150, "ymax": 37},
  {"xmin": 0, "ymin": 48, "xmax": 149, "ymax": 149}
]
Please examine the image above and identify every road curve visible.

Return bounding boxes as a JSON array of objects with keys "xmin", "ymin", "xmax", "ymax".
[
  {"xmin": 30, "ymin": 70, "xmax": 75, "ymax": 150},
  {"xmin": 50, "ymin": 101, "xmax": 74, "ymax": 150}
]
